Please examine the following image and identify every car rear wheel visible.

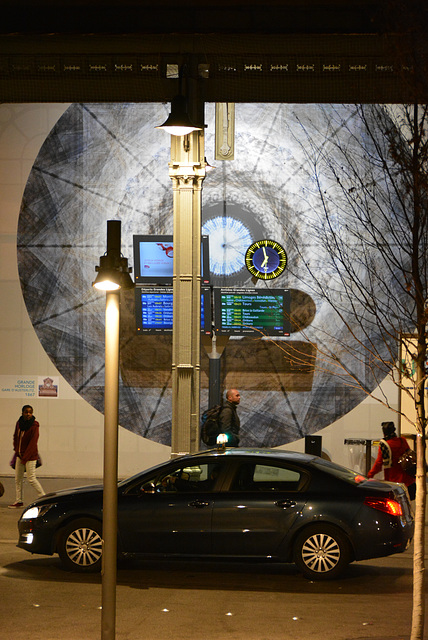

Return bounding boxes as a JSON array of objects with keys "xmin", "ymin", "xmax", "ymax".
[
  {"xmin": 293, "ymin": 524, "xmax": 351, "ymax": 580},
  {"xmin": 58, "ymin": 518, "xmax": 103, "ymax": 572}
]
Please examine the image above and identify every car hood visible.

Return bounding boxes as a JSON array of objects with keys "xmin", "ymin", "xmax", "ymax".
[{"xmin": 28, "ymin": 483, "xmax": 104, "ymax": 506}]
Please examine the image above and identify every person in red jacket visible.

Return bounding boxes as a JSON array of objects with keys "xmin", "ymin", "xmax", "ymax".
[
  {"xmin": 9, "ymin": 404, "xmax": 45, "ymax": 508},
  {"xmin": 368, "ymin": 421, "xmax": 416, "ymax": 500}
]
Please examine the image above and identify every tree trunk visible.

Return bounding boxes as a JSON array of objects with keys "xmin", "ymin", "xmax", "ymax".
[
  {"xmin": 410, "ymin": 101, "xmax": 427, "ymax": 640},
  {"xmin": 411, "ymin": 432, "xmax": 426, "ymax": 640}
]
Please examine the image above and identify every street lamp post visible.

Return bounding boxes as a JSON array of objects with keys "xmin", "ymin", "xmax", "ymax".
[
  {"xmin": 101, "ymin": 287, "xmax": 120, "ymax": 640},
  {"xmin": 93, "ymin": 219, "xmax": 133, "ymax": 640}
]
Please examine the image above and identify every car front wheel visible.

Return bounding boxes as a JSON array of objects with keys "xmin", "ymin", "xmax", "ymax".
[
  {"xmin": 293, "ymin": 524, "xmax": 351, "ymax": 580},
  {"xmin": 57, "ymin": 518, "xmax": 103, "ymax": 572}
]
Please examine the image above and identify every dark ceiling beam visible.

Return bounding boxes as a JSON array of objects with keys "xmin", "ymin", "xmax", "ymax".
[
  {"xmin": 1, "ymin": 1, "xmax": 427, "ymax": 103},
  {"xmin": 0, "ymin": 33, "xmax": 425, "ymax": 103}
]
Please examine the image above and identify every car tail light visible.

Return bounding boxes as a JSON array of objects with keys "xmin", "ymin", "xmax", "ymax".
[{"xmin": 364, "ymin": 497, "xmax": 403, "ymax": 516}]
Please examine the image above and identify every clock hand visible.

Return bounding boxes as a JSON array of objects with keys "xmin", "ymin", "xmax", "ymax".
[{"xmin": 261, "ymin": 246, "xmax": 268, "ymax": 267}]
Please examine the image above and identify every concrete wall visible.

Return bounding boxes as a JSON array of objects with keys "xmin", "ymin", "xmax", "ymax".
[{"xmin": 0, "ymin": 103, "xmax": 398, "ymax": 481}]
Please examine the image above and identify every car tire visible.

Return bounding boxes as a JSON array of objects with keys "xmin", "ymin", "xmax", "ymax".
[
  {"xmin": 293, "ymin": 524, "xmax": 351, "ymax": 580},
  {"xmin": 57, "ymin": 518, "xmax": 103, "ymax": 572}
]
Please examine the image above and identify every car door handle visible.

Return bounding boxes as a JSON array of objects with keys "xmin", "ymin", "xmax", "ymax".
[
  {"xmin": 188, "ymin": 500, "xmax": 210, "ymax": 509},
  {"xmin": 275, "ymin": 499, "xmax": 297, "ymax": 509}
]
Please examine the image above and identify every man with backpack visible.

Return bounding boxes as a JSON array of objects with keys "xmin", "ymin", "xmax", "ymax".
[
  {"xmin": 200, "ymin": 388, "xmax": 241, "ymax": 447},
  {"xmin": 219, "ymin": 388, "xmax": 241, "ymax": 447}
]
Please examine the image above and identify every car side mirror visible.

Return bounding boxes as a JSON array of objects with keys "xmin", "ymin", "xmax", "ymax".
[{"xmin": 141, "ymin": 482, "xmax": 156, "ymax": 494}]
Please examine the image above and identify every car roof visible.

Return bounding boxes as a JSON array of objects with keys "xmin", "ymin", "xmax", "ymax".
[{"xmin": 181, "ymin": 448, "xmax": 317, "ymax": 463}]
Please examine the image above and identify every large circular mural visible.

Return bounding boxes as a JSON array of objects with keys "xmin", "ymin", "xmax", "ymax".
[{"xmin": 17, "ymin": 103, "xmax": 400, "ymax": 447}]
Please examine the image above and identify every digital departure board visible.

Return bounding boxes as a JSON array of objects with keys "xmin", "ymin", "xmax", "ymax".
[
  {"xmin": 214, "ymin": 288, "xmax": 291, "ymax": 336},
  {"xmin": 135, "ymin": 287, "xmax": 212, "ymax": 334}
]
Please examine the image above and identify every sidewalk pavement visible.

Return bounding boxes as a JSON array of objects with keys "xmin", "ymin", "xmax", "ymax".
[{"xmin": 0, "ymin": 474, "xmax": 425, "ymax": 640}]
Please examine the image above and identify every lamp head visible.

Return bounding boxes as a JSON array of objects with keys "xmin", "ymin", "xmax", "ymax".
[
  {"xmin": 93, "ymin": 271, "xmax": 121, "ymax": 291},
  {"xmin": 93, "ymin": 255, "xmax": 121, "ymax": 291},
  {"xmin": 156, "ymin": 95, "xmax": 202, "ymax": 136},
  {"xmin": 93, "ymin": 251, "xmax": 134, "ymax": 292}
]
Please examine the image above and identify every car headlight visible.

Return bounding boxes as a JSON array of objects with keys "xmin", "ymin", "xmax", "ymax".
[{"xmin": 22, "ymin": 504, "xmax": 54, "ymax": 520}]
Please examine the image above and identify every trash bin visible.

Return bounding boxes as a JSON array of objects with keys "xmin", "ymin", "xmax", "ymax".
[{"xmin": 344, "ymin": 438, "xmax": 373, "ymax": 476}]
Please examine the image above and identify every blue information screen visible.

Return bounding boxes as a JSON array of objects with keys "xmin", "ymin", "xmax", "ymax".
[
  {"xmin": 141, "ymin": 291, "xmax": 173, "ymax": 329},
  {"xmin": 135, "ymin": 288, "xmax": 211, "ymax": 334}
]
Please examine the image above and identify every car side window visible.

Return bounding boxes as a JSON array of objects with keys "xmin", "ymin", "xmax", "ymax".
[
  {"xmin": 231, "ymin": 463, "xmax": 302, "ymax": 492},
  {"xmin": 142, "ymin": 462, "xmax": 223, "ymax": 494}
]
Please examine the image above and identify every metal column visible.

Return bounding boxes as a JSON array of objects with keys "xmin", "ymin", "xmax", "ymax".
[{"xmin": 169, "ymin": 130, "xmax": 206, "ymax": 456}]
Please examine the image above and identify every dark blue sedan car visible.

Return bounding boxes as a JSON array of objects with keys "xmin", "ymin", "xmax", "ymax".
[{"xmin": 17, "ymin": 448, "xmax": 414, "ymax": 579}]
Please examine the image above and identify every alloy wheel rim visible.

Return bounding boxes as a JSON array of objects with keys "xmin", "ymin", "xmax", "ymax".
[
  {"xmin": 66, "ymin": 527, "xmax": 103, "ymax": 566},
  {"xmin": 301, "ymin": 533, "xmax": 341, "ymax": 573}
]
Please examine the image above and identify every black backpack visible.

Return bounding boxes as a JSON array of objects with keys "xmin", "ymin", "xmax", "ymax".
[{"xmin": 200, "ymin": 404, "xmax": 223, "ymax": 446}]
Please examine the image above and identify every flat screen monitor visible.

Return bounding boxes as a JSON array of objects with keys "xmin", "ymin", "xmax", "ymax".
[
  {"xmin": 214, "ymin": 288, "xmax": 291, "ymax": 336},
  {"xmin": 135, "ymin": 287, "xmax": 212, "ymax": 334},
  {"xmin": 133, "ymin": 234, "xmax": 210, "ymax": 285}
]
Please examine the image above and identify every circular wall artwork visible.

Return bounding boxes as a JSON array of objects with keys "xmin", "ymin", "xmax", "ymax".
[
  {"xmin": 17, "ymin": 102, "xmax": 400, "ymax": 447},
  {"xmin": 202, "ymin": 202, "xmax": 266, "ymax": 286},
  {"xmin": 203, "ymin": 216, "xmax": 251, "ymax": 277}
]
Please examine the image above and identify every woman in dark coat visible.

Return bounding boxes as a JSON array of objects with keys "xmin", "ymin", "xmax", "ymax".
[{"xmin": 9, "ymin": 404, "xmax": 45, "ymax": 508}]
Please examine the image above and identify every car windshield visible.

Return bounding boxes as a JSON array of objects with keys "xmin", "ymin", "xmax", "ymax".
[
  {"xmin": 118, "ymin": 458, "xmax": 174, "ymax": 487},
  {"xmin": 311, "ymin": 457, "xmax": 367, "ymax": 484}
]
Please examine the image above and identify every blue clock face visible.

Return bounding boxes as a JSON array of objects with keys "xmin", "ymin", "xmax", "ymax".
[
  {"xmin": 252, "ymin": 246, "xmax": 281, "ymax": 274},
  {"xmin": 245, "ymin": 239, "xmax": 288, "ymax": 280}
]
